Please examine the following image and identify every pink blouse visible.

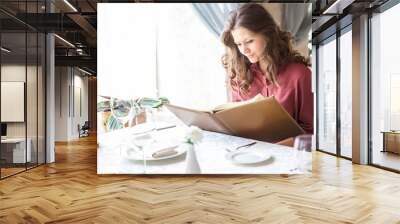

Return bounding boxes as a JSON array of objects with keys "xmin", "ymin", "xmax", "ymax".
[{"xmin": 231, "ymin": 63, "xmax": 314, "ymax": 134}]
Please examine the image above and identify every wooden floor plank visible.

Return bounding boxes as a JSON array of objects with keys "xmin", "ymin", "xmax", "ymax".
[{"xmin": 0, "ymin": 134, "xmax": 400, "ymax": 223}]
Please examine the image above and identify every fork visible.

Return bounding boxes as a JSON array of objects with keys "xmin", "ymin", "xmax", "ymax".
[{"xmin": 225, "ymin": 141, "xmax": 257, "ymax": 152}]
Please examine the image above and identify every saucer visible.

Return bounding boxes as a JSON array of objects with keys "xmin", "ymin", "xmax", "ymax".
[{"xmin": 225, "ymin": 150, "xmax": 271, "ymax": 165}]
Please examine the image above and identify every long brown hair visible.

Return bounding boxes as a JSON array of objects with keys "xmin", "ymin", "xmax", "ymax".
[{"xmin": 221, "ymin": 3, "xmax": 309, "ymax": 93}]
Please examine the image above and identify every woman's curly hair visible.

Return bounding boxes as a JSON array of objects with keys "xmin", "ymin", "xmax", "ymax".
[{"xmin": 221, "ymin": 3, "xmax": 309, "ymax": 94}]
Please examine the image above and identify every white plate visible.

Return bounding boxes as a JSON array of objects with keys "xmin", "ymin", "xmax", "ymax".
[
  {"xmin": 226, "ymin": 150, "xmax": 271, "ymax": 165},
  {"xmin": 123, "ymin": 144, "xmax": 186, "ymax": 161}
]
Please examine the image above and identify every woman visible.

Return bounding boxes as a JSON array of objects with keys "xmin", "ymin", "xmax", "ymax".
[{"xmin": 221, "ymin": 3, "xmax": 313, "ymax": 146}]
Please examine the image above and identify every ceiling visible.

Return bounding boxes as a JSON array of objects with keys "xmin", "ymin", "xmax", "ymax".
[
  {"xmin": 311, "ymin": 0, "xmax": 389, "ymax": 43},
  {"xmin": 0, "ymin": 0, "xmax": 392, "ymax": 75},
  {"xmin": 0, "ymin": 0, "xmax": 103, "ymax": 74}
]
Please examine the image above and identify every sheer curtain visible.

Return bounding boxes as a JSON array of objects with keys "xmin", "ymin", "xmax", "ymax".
[
  {"xmin": 157, "ymin": 4, "xmax": 227, "ymax": 109},
  {"xmin": 98, "ymin": 4, "xmax": 157, "ymax": 100},
  {"xmin": 98, "ymin": 4, "xmax": 227, "ymax": 109}
]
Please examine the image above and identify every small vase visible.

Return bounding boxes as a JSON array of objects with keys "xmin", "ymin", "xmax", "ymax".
[{"xmin": 185, "ymin": 143, "xmax": 201, "ymax": 174}]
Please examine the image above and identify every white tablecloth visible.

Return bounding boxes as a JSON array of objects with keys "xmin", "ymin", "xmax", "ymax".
[{"xmin": 98, "ymin": 120, "xmax": 311, "ymax": 174}]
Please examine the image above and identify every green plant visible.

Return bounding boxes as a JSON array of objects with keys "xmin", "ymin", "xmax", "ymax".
[
  {"xmin": 106, "ymin": 113, "xmax": 123, "ymax": 130},
  {"xmin": 97, "ymin": 101, "xmax": 110, "ymax": 112},
  {"xmin": 97, "ymin": 96, "xmax": 169, "ymax": 132}
]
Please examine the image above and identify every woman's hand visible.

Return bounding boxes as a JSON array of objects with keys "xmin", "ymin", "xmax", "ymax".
[{"xmin": 276, "ymin": 137, "xmax": 294, "ymax": 147}]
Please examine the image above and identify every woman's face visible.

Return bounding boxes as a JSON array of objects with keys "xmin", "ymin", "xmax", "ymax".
[{"xmin": 231, "ymin": 26, "xmax": 267, "ymax": 63}]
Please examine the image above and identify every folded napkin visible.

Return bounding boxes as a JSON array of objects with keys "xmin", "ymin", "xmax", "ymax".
[{"xmin": 152, "ymin": 146, "xmax": 178, "ymax": 158}]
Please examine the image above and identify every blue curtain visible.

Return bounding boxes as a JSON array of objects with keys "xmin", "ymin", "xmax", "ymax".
[
  {"xmin": 281, "ymin": 3, "xmax": 312, "ymax": 42},
  {"xmin": 192, "ymin": 3, "xmax": 242, "ymax": 38},
  {"xmin": 193, "ymin": 3, "xmax": 311, "ymax": 43}
]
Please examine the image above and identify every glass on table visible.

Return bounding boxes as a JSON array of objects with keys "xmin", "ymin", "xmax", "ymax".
[
  {"xmin": 293, "ymin": 134, "xmax": 313, "ymax": 174},
  {"xmin": 133, "ymin": 107, "xmax": 157, "ymax": 129},
  {"xmin": 130, "ymin": 132, "xmax": 155, "ymax": 174},
  {"xmin": 130, "ymin": 107, "xmax": 158, "ymax": 173},
  {"xmin": 110, "ymin": 97, "xmax": 136, "ymax": 155}
]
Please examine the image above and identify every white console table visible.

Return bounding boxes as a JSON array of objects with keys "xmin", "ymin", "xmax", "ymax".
[{"xmin": 1, "ymin": 138, "xmax": 32, "ymax": 163}]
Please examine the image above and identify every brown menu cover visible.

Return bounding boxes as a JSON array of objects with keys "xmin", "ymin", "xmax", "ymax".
[{"xmin": 165, "ymin": 96, "xmax": 305, "ymax": 142}]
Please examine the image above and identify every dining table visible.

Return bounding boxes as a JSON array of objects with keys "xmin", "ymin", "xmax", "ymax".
[{"xmin": 97, "ymin": 108, "xmax": 311, "ymax": 174}]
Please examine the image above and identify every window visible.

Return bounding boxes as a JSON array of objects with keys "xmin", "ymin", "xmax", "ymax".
[
  {"xmin": 98, "ymin": 4, "xmax": 227, "ymax": 109},
  {"xmin": 371, "ymin": 2, "xmax": 400, "ymax": 171},
  {"xmin": 317, "ymin": 36, "xmax": 337, "ymax": 155},
  {"xmin": 339, "ymin": 28, "xmax": 352, "ymax": 158}
]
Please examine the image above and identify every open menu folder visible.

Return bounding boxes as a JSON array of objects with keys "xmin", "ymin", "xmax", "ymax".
[{"xmin": 165, "ymin": 94, "xmax": 305, "ymax": 143}]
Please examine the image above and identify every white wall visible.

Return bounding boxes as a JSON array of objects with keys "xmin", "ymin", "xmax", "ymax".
[
  {"xmin": 55, "ymin": 67, "xmax": 89, "ymax": 141},
  {"xmin": 1, "ymin": 65, "xmax": 38, "ymax": 138},
  {"xmin": 55, "ymin": 67, "xmax": 69, "ymax": 141},
  {"xmin": 1, "ymin": 65, "xmax": 26, "ymax": 135}
]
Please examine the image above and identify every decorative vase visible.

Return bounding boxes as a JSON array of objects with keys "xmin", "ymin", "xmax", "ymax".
[{"xmin": 185, "ymin": 143, "xmax": 201, "ymax": 174}]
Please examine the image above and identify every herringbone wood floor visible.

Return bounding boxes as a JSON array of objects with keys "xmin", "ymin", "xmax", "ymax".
[{"xmin": 1, "ymin": 135, "xmax": 400, "ymax": 224}]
